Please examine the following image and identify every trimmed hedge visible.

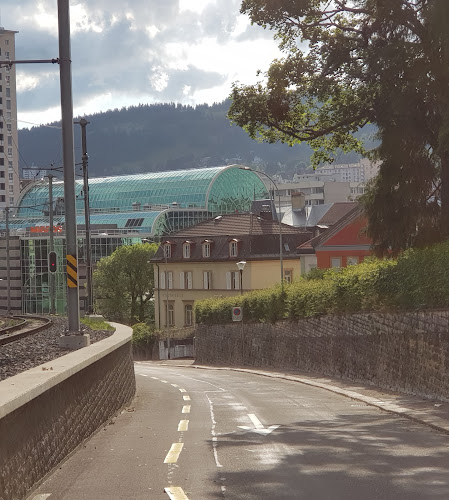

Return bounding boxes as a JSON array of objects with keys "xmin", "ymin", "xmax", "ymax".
[{"xmin": 194, "ymin": 240, "xmax": 449, "ymax": 324}]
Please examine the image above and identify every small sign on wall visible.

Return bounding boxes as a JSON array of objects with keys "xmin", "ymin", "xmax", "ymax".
[{"xmin": 232, "ymin": 306, "xmax": 243, "ymax": 322}]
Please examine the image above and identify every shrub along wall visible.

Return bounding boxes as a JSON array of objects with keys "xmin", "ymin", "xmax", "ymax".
[{"xmin": 195, "ymin": 310, "xmax": 449, "ymax": 401}]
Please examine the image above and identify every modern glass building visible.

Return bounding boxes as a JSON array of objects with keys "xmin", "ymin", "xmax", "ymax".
[
  {"xmin": 0, "ymin": 165, "xmax": 269, "ymax": 315},
  {"xmin": 13, "ymin": 165, "xmax": 268, "ymax": 235}
]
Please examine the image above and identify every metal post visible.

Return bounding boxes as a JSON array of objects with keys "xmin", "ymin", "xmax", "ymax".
[
  {"xmin": 5, "ymin": 208, "xmax": 10, "ymax": 315},
  {"xmin": 75, "ymin": 118, "xmax": 93, "ymax": 315},
  {"xmin": 239, "ymin": 269, "xmax": 243, "ymax": 295},
  {"xmin": 58, "ymin": 0, "xmax": 80, "ymax": 332},
  {"xmin": 48, "ymin": 175, "xmax": 56, "ymax": 314}
]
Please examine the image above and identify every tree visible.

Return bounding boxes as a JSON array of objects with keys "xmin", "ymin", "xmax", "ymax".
[
  {"xmin": 228, "ymin": 1, "xmax": 449, "ymax": 252},
  {"xmin": 93, "ymin": 242, "xmax": 158, "ymax": 324}
]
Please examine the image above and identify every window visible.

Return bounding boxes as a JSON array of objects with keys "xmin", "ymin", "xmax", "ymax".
[
  {"xmin": 9, "ymin": 196, "xmax": 13, "ymax": 205},
  {"xmin": 203, "ymin": 271, "xmax": 212, "ymax": 289},
  {"xmin": 202, "ymin": 241, "xmax": 211, "ymax": 257},
  {"xmin": 166, "ymin": 302, "xmax": 174, "ymax": 327},
  {"xmin": 184, "ymin": 304, "xmax": 193, "ymax": 326},
  {"xmin": 8, "ymin": 161, "xmax": 12, "ymax": 170},
  {"xmin": 183, "ymin": 242, "xmax": 191, "ymax": 259},
  {"xmin": 229, "ymin": 240, "xmax": 238, "ymax": 257},
  {"xmin": 0, "ymin": 183, "xmax": 5, "ymax": 190},
  {"xmin": 0, "ymin": 195, "xmax": 4, "ymax": 202},
  {"xmin": 6, "ymin": 100, "xmax": 10, "ymax": 110},
  {"xmin": 163, "ymin": 243, "xmax": 171, "ymax": 258},
  {"xmin": 8, "ymin": 185, "xmax": 13, "ymax": 193},
  {"xmin": 7, "ymin": 147, "xmax": 12, "ymax": 156},
  {"xmin": 284, "ymin": 269, "xmax": 293, "ymax": 284},
  {"xmin": 5, "ymin": 52, "xmax": 9, "ymax": 60},
  {"xmin": 226, "ymin": 271, "xmax": 240, "ymax": 290},
  {"xmin": 331, "ymin": 257, "xmax": 342, "ymax": 268},
  {"xmin": 159, "ymin": 270, "xmax": 173, "ymax": 289},
  {"xmin": 7, "ymin": 136, "xmax": 11, "ymax": 146},
  {"xmin": 5, "ymin": 88, "xmax": 10, "ymax": 98},
  {"xmin": 0, "ymin": 170, "xmax": 4, "ymax": 177},
  {"xmin": 8, "ymin": 173, "xmax": 12, "ymax": 181},
  {"xmin": 7, "ymin": 124, "xmax": 11, "ymax": 132},
  {"xmin": 346, "ymin": 256, "xmax": 359, "ymax": 266},
  {"xmin": 180, "ymin": 271, "xmax": 193, "ymax": 289},
  {"xmin": 5, "ymin": 40, "xmax": 8, "ymax": 46}
]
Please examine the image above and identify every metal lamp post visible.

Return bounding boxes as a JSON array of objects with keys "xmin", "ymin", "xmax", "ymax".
[
  {"xmin": 236, "ymin": 260, "xmax": 246, "ymax": 295},
  {"xmin": 239, "ymin": 167, "xmax": 284, "ymax": 291}
]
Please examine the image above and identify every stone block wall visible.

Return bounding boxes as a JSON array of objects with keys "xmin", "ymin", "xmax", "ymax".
[
  {"xmin": 195, "ymin": 310, "xmax": 449, "ymax": 401},
  {"xmin": 0, "ymin": 329, "xmax": 135, "ymax": 500}
]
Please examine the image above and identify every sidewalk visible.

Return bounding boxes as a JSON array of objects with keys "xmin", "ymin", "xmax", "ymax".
[{"xmin": 154, "ymin": 359, "xmax": 449, "ymax": 435}]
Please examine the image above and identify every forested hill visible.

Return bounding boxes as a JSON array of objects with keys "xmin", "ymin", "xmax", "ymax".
[{"xmin": 17, "ymin": 100, "xmax": 366, "ymax": 179}]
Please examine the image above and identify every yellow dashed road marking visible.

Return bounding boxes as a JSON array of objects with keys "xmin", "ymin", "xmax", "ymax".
[
  {"xmin": 164, "ymin": 443, "xmax": 184, "ymax": 463},
  {"xmin": 164, "ymin": 486, "xmax": 189, "ymax": 499},
  {"xmin": 178, "ymin": 420, "xmax": 189, "ymax": 431}
]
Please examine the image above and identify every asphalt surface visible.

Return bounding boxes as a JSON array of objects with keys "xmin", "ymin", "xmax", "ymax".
[{"xmin": 28, "ymin": 361, "xmax": 449, "ymax": 500}]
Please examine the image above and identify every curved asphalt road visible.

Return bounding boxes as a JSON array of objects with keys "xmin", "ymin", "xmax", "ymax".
[{"xmin": 29, "ymin": 362, "xmax": 449, "ymax": 500}]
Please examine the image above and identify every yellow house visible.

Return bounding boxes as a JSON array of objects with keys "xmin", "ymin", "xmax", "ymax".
[{"xmin": 151, "ymin": 213, "xmax": 311, "ymax": 329}]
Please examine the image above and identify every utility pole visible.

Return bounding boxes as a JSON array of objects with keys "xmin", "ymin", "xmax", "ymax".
[
  {"xmin": 5, "ymin": 207, "xmax": 10, "ymax": 315},
  {"xmin": 74, "ymin": 118, "xmax": 93, "ymax": 315},
  {"xmin": 48, "ymin": 174, "xmax": 56, "ymax": 315},
  {"xmin": 58, "ymin": 0, "xmax": 80, "ymax": 335}
]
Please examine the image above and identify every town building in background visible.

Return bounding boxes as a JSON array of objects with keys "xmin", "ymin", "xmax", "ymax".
[
  {"xmin": 150, "ymin": 213, "xmax": 311, "ymax": 330},
  {"xmin": 0, "ymin": 28, "xmax": 19, "ymax": 209}
]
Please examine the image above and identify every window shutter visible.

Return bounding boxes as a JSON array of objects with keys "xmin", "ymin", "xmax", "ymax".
[
  {"xmin": 160, "ymin": 271, "xmax": 166, "ymax": 289},
  {"xmin": 226, "ymin": 272, "xmax": 232, "ymax": 290},
  {"xmin": 168, "ymin": 272, "xmax": 173, "ymax": 289},
  {"xmin": 187, "ymin": 271, "xmax": 192, "ymax": 289},
  {"xmin": 203, "ymin": 271, "xmax": 208, "ymax": 289},
  {"xmin": 180, "ymin": 271, "xmax": 185, "ymax": 289}
]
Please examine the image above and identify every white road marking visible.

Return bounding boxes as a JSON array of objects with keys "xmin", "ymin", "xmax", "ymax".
[
  {"xmin": 206, "ymin": 394, "xmax": 223, "ymax": 468},
  {"xmin": 238, "ymin": 413, "xmax": 280, "ymax": 435},
  {"xmin": 182, "ymin": 405, "xmax": 191, "ymax": 414},
  {"xmin": 140, "ymin": 374, "xmax": 148, "ymax": 377},
  {"xmin": 171, "ymin": 383, "xmax": 179, "ymax": 387},
  {"xmin": 179, "ymin": 388, "xmax": 186, "ymax": 393},
  {"xmin": 178, "ymin": 420, "xmax": 189, "ymax": 431},
  {"xmin": 32, "ymin": 495, "xmax": 51, "ymax": 499},
  {"xmin": 164, "ymin": 443, "xmax": 184, "ymax": 463},
  {"xmin": 183, "ymin": 395, "xmax": 191, "ymax": 401},
  {"xmin": 161, "ymin": 380, "xmax": 169, "ymax": 383},
  {"xmin": 151, "ymin": 377, "xmax": 159, "ymax": 380},
  {"xmin": 164, "ymin": 486, "xmax": 189, "ymax": 499}
]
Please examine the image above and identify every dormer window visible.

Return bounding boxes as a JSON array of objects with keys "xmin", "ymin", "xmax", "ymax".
[
  {"xmin": 163, "ymin": 243, "xmax": 171, "ymax": 258},
  {"xmin": 229, "ymin": 239, "xmax": 239, "ymax": 257},
  {"xmin": 202, "ymin": 239, "xmax": 213, "ymax": 258},
  {"xmin": 183, "ymin": 242, "xmax": 191, "ymax": 259}
]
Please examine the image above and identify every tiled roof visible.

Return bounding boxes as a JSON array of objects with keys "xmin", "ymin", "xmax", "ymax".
[
  {"xmin": 152, "ymin": 213, "xmax": 311, "ymax": 263},
  {"xmin": 317, "ymin": 202, "xmax": 359, "ymax": 226},
  {"xmin": 172, "ymin": 213, "xmax": 308, "ymax": 237}
]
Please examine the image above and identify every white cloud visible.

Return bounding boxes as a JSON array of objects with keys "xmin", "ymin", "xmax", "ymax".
[{"xmin": 4, "ymin": 0, "xmax": 282, "ymax": 128}]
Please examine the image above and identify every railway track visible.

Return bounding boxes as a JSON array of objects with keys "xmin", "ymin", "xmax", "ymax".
[{"xmin": 0, "ymin": 316, "xmax": 52, "ymax": 346}]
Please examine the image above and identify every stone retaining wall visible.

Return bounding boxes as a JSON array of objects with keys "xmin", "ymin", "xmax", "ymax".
[
  {"xmin": 0, "ymin": 323, "xmax": 135, "ymax": 500},
  {"xmin": 195, "ymin": 310, "xmax": 449, "ymax": 401}
]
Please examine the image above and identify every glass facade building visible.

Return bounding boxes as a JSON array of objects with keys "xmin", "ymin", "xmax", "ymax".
[{"xmin": 1, "ymin": 165, "xmax": 269, "ymax": 315}]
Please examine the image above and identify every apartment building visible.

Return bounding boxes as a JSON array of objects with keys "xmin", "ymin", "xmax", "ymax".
[{"xmin": 0, "ymin": 28, "xmax": 19, "ymax": 209}]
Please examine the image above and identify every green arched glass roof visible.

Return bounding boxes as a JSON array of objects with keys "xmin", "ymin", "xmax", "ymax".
[{"xmin": 16, "ymin": 165, "xmax": 268, "ymax": 218}]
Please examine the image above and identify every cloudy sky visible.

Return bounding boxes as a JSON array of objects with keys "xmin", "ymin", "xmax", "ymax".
[{"xmin": 3, "ymin": 0, "xmax": 281, "ymax": 128}]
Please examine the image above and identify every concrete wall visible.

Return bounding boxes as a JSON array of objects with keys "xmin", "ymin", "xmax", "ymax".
[
  {"xmin": 195, "ymin": 310, "xmax": 449, "ymax": 401},
  {"xmin": 0, "ymin": 323, "xmax": 135, "ymax": 500}
]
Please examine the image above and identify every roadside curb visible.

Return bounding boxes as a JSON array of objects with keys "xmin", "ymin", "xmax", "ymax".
[{"xmin": 156, "ymin": 361, "xmax": 449, "ymax": 436}]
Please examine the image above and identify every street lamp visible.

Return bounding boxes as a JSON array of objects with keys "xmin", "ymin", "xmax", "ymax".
[
  {"xmin": 236, "ymin": 260, "xmax": 246, "ymax": 295},
  {"xmin": 239, "ymin": 167, "xmax": 284, "ymax": 291}
]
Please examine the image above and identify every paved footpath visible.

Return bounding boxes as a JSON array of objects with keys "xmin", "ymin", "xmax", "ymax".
[{"xmin": 163, "ymin": 360, "xmax": 449, "ymax": 435}]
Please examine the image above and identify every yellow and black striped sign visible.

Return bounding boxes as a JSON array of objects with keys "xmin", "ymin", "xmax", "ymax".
[{"xmin": 66, "ymin": 254, "xmax": 78, "ymax": 288}]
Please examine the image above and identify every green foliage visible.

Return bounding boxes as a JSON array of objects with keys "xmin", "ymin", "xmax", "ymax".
[
  {"xmin": 132, "ymin": 322, "xmax": 156, "ymax": 348},
  {"xmin": 80, "ymin": 317, "xmax": 114, "ymax": 331},
  {"xmin": 195, "ymin": 240, "xmax": 449, "ymax": 324},
  {"xmin": 230, "ymin": 0, "xmax": 449, "ymax": 251},
  {"xmin": 93, "ymin": 242, "xmax": 158, "ymax": 325}
]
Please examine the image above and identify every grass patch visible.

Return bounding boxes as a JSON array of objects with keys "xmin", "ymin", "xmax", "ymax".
[{"xmin": 81, "ymin": 317, "xmax": 115, "ymax": 331}]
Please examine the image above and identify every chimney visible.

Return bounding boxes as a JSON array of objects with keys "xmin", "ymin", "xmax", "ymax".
[{"xmin": 291, "ymin": 191, "xmax": 305, "ymax": 210}]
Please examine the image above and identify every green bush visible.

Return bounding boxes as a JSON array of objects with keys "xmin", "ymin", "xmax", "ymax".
[
  {"xmin": 132, "ymin": 322, "xmax": 156, "ymax": 348},
  {"xmin": 194, "ymin": 239, "xmax": 449, "ymax": 324}
]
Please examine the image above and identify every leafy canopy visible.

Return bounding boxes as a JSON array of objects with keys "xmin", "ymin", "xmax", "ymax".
[
  {"xmin": 93, "ymin": 242, "xmax": 158, "ymax": 325},
  {"xmin": 229, "ymin": 1, "xmax": 449, "ymax": 252}
]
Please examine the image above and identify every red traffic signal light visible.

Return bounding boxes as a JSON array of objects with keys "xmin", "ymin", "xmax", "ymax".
[{"xmin": 49, "ymin": 251, "xmax": 57, "ymax": 273}]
